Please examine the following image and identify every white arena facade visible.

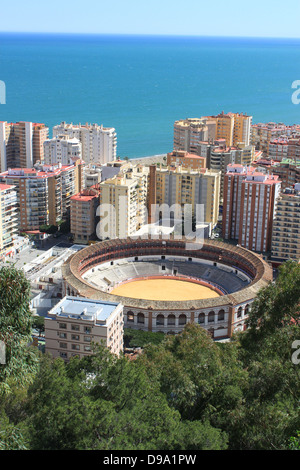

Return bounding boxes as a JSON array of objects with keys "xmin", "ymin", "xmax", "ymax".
[{"xmin": 62, "ymin": 237, "xmax": 272, "ymax": 339}]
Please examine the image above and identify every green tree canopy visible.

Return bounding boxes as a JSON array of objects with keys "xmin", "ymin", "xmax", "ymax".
[{"xmin": 0, "ymin": 266, "xmax": 39, "ymax": 395}]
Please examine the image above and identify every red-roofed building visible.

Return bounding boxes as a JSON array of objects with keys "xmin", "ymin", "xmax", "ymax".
[
  {"xmin": 70, "ymin": 187, "xmax": 100, "ymax": 244},
  {"xmin": 167, "ymin": 150, "xmax": 206, "ymax": 170},
  {"xmin": 223, "ymin": 164, "xmax": 281, "ymax": 252},
  {"xmin": 0, "ymin": 161, "xmax": 84, "ymax": 232}
]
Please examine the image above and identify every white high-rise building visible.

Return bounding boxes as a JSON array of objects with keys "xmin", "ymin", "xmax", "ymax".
[
  {"xmin": 53, "ymin": 122, "xmax": 117, "ymax": 165},
  {"xmin": 44, "ymin": 135, "xmax": 82, "ymax": 165}
]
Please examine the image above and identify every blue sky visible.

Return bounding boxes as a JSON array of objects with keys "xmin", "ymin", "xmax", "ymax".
[{"xmin": 1, "ymin": 0, "xmax": 300, "ymax": 38}]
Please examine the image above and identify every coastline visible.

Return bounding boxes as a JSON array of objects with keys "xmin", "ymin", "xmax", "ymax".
[{"xmin": 127, "ymin": 154, "xmax": 167, "ymax": 165}]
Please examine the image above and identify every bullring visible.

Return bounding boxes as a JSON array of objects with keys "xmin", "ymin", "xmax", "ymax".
[{"xmin": 62, "ymin": 237, "xmax": 272, "ymax": 339}]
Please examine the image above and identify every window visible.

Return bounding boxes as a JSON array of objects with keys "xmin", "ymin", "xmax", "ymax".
[
  {"xmin": 59, "ymin": 323, "xmax": 67, "ymax": 329},
  {"xmin": 71, "ymin": 344, "xmax": 80, "ymax": 351},
  {"xmin": 71, "ymin": 324, "xmax": 80, "ymax": 331},
  {"xmin": 127, "ymin": 311, "xmax": 134, "ymax": 322},
  {"xmin": 59, "ymin": 342, "xmax": 67, "ymax": 349},
  {"xmin": 208, "ymin": 311, "xmax": 215, "ymax": 323},
  {"xmin": 84, "ymin": 336, "xmax": 91, "ymax": 342},
  {"xmin": 71, "ymin": 335, "xmax": 80, "ymax": 341},
  {"xmin": 218, "ymin": 310, "xmax": 225, "ymax": 321},
  {"xmin": 84, "ymin": 327, "xmax": 91, "ymax": 334},
  {"xmin": 137, "ymin": 313, "xmax": 144, "ymax": 324}
]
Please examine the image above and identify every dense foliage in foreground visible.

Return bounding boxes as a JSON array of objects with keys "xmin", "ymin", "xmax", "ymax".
[{"xmin": 0, "ymin": 261, "xmax": 299, "ymax": 450}]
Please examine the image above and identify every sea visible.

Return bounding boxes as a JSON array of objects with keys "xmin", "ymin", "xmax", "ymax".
[{"xmin": 1, "ymin": 33, "xmax": 300, "ymax": 159}]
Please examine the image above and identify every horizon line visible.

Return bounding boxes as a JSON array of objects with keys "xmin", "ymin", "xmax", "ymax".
[{"xmin": 0, "ymin": 31, "xmax": 300, "ymax": 41}]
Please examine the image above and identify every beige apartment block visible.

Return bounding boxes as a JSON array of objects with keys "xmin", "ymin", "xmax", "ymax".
[
  {"xmin": 173, "ymin": 117, "xmax": 216, "ymax": 153},
  {"xmin": 271, "ymin": 183, "xmax": 300, "ymax": 263},
  {"xmin": 98, "ymin": 164, "xmax": 149, "ymax": 240},
  {"xmin": 152, "ymin": 165, "xmax": 220, "ymax": 227},
  {"xmin": 0, "ymin": 184, "xmax": 18, "ymax": 257},
  {"xmin": 45, "ymin": 296, "xmax": 124, "ymax": 360},
  {"xmin": 204, "ymin": 112, "xmax": 252, "ymax": 147}
]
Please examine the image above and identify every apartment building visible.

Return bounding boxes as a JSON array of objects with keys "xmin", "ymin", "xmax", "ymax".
[
  {"xmin": 271, "ymin": 184, "xmax": 300, "ymax": 263},
  {"xmin": 268, "ymin": 138, "xmax": 289, "ymax": 161},
  {"xmin": 45, "ymin": 296, "xmax": 124, "ymax": 360},
  {"xmin": 287, "ymin": 137, "xmax": 300, "ymax": 161},
  {"xmin": 250, "ymin": 122, "xmax": 300, "ymax": 158},
  {"xmin": 207, "ymin": 140, "xmax": 255, "ymax": 200},
  {"xmin": 53, "ymin": 121, "xmax": 117, "ymax": 165},
  {"xmin": 0, "ymin": 161, "xmax": 84, "ymax": 232},
  {"xmin": 204, "ymin": 112, "xmax": 252, "ymax": 147},
  {"xmin": 0, "ymin": 121, "xmax": 49, "ymax": 171},
  {"xmin": 167, "ymin": 150, "xmax": 206, "ymax": 170},
  {"xmin": 98, "ymin": 164, "xmax": 149, "ymax": 240},
  {"xmin": 173, "ymin": 118, "xmax": 216, "ymax": 153},
  {"xmin": 240, "ymin": 172, "xmax": 281, "ymax": 252},
  {"xmin": 151, "ymin": 165, "xmax": 220, "ymax": 227},
  {"xmin": 0, "ymin": 184, "xmax": 18, "ymax": 258},
  {"xmin": 222, "ymin": 164, "xmax": 250, "ymax": 240},
  {"xmin": 43, "ymin": 134, "xmax": 82, "ymax": 165},
  {"xmin": 223, "ymin": 165, "xmax": 281, "ymax": 252},
  {"xmin": 269, "ymin": 159, "xmax": 300, "ymax": 190},
  {"xmin": 70, "ymin": 187, "xmax": 100, "ymax": 244}
]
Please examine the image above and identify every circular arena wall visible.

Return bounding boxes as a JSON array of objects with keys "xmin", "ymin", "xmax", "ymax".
[{"xmin": 62, "ymin": 237, "xmax": 273, "ymax": 339}]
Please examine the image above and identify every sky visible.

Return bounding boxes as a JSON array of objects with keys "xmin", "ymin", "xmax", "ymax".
[{"xmin": 0, "ymin": 0, "xmax": 300, "ymax": 39}]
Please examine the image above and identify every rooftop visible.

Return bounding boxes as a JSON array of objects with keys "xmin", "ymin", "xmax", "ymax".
[{"xmin": 47, "ymin": 296, "xmax": 121, "ymax": 324}]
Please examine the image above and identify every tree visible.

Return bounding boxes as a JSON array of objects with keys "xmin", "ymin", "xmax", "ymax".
[
  {"xmin": 229, "ymin": 260, "xmax": 300, "ymax": 449},
  {"xmin": 24, "ymin": 345, "xmax": 227, "ymax": 450},
  {"xmin": 0, "ymin": 265, "xmax": 40, "ymax": 450},
  {"xmin": 39, "ymin": 224, "xmax": 58, "ymax": 234},
  {"xmin": 0, "ymin": 265, "xmax": 39, "ymax": 395},
  {"xmin": 123, "ymin": 328, "xmax": 165, "ymax": 348},
  {"xmin": 140, "ymin": 324, "xmax": 247, "ymax": 424},
  {"xmin": 289, "ymin": 431, "xmax": 300, "ymax": 450},
  {"xmin": 31, "ymin": 316, "xmax": 45, "ymax": 336},
  {"xmin": 240, "ymin": 260, "xmax": 300, "ymax": 352}
]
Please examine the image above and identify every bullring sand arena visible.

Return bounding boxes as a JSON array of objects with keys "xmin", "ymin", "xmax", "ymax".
[
  {"xmin": 62, "ymin": 237, "xmax": 273, "ymax": 338},
  {"xmin": 111, "ymin": 278, "xmax": 221, "ymax": 301}
]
